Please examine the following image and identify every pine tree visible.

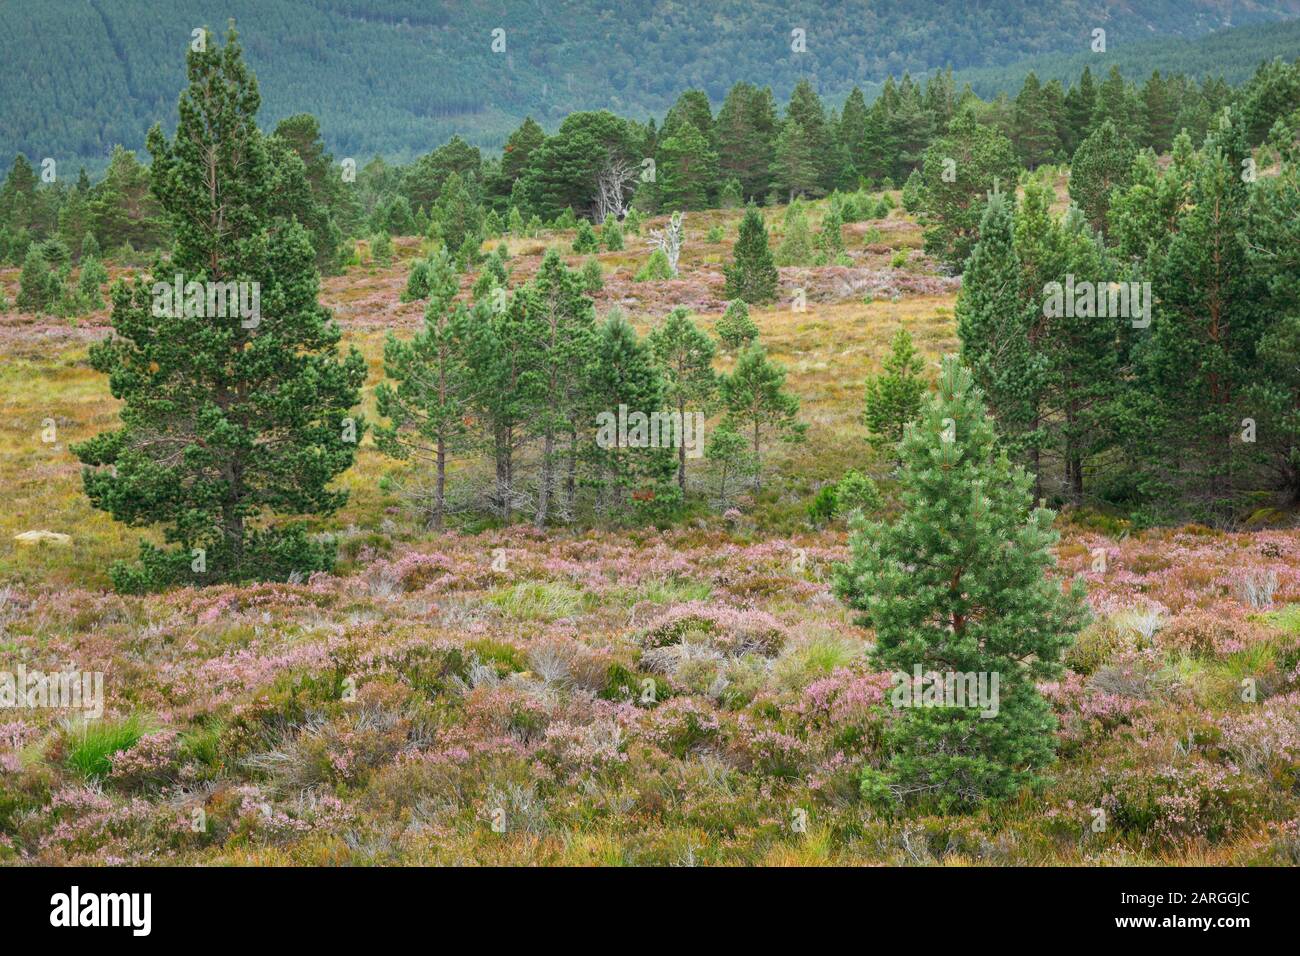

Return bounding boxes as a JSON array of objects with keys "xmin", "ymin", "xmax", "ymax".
[
  {"xmin": 401, "ymin": 256, "xmax": 434, "ymax": 301},
  {"xmin": 720, "ymin": 342, "xmax": 803, "ymax": 490},
  {"xmin": 1138, "ymin": 141, "xmax": 1266, "ymax": 518},
  {"xmin": 501, "ymin": 116, "xmax": 546, "ymax": 184},
  {"xmin": 370, "ymin": 230, "xmax": 393, "ymax": 265},
  {"xmin": 1141, "ymin": 71, "xmax": 1176, "ymax": 153},
  {"xmin": 901, "ymin": 169, "xmax": 923, "ymax": 212},
  {"xmin": 835, "ymin": 357, "xmax": 1088, "ymax": 811},
  {"xmin": 528, "ymin": 250, "xmax": 598, "ymax": 526},
  {"xmin": 649, "ymin": 307, "xmax": 718, "ymax": 492},
  {"xmin": 267, "ymin": 115, "xmax": 346, "ymax": 271},
  {"xmin": 464, "ymin": 285, "xmax": 539, "ymax": 524},
  {"xmin": 787, "ymin": 79, "xmax": 838, "ymax": 192},
  {"xmin": 1069, "ymin": 120, "xmax": 1137, "ymax": 234},
  {"xmin": 771, "ymin": 121, "xmax": 820, "ymax": 201},
  {"xmin": 572, "ymin": 218, "xmax": 599, "ymax": 253},
  {"xmin": 588, "ymin": 310, "xmax": 669, "ymax": 514},
  {"xmin": 704, "ymin": 424, "xmax": 757, "ymax": 509},
  {"xmin": 507, "ymin": 206, "xmax": 524, "ymax": 236},
  {"xmin": 1018, "ymin": 184, "xmax": 1126, "ymax": 504},
  {"xmin": 72, "ymin": 27, "xmax": 366, "ymax": 592},
  {"xmin": 775, "ymin": 200, "xmax": 815, "ymax": 266},
  {"xmin": 863, "ymin": 327, "xmax": 927, "ymax": 455},
  {"xmin": 715, "ymin": 298, "xmax": 759, "ymax": 353},
  {"xmin": 433, "ymin": 170, "xmax": 483, "ymax": 254},
  {"xmin": 1013, "ymin": 72, "xmax": 1060, "ymax": 169},
  {"xmin": 375, "ymin": 249, "xmax": 473, "ymax": 530},
  {"xmin": 580, "ymin": 257, "xmax": 603, "ymax": 293},
  {"xmin": 601, "ymin": 215, "xmax": 623, "ymax": 251},
  {"xmin": 955, "ymin": 190, "xmax": 1043, "ymax": 492},
  {"xmin": 16, "ymin": 244, "xmax": 50, "ymax": 312},
  {"xmin": 0, "ymin": 155, "xmax": 38, "ymax": 239},
  {"xmin": 839, "ymin": 86, "xmax": 871, "ymax": 180},
  {"xmin": 77, "ymin": 254, "xmax": 108, "ymax": 309},
  {"xmin": 656, "ymin": 121, "xmax": 719, "ymax": 211},
  {"xmin": 723, "ymin": 204, "xmax": 779, "ymax": 303},
  {"xmin": 1245, "ymin": 139, "xmax": 1300, "ymax": 501},
  {"xmin": 817, "ymin": 204, "xmax": 845, "ymax": 263},
  {"xmin": 90, "ymin": 146, "xmax": 164, "ymax": 252},
  {"xmin": 918, "ymin": 108, "xmax": 1019, "ymax": 270},
  {"xmin": 1063, "ymin": 66, "xmax": 1098, "ymax": 154},
  {"xmin": 890, "ymin": 75, "xmax": 935, "ymax": 180},
  {"xmin": 1092, "ymin": 66, "xmax": 1135, "ymax": 132},
  {"xmin": 718, "ymin": 178, "xmax": 743, "ymax": 209},
  {"xmin": 716, "ymin": 82, "xmax": 777, "ymax": 202}
]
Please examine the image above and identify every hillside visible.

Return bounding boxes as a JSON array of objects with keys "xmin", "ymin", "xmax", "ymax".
[
  {"xmin": 3, "ymin": 201, "xmax": 1300, "ymax": 866},
  {"xmin": 3, "ymin": 0, "xmax": 1299, "ymax": 170}
]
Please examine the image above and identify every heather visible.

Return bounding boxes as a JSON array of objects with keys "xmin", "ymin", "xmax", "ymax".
[{"xmin": 0, "ymin": 518, "xmax": 1297, "ymax": 865}]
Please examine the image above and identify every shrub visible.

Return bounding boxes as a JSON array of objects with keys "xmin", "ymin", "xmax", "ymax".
[
  {"xmin": 715, "ymin": 299, "xmax": 759, "ymax": 353},
  {"xmin": 65, "ymin": 716, "xmax": 148, "ymax": 780},
  {"xmin": 602, "ymin": 217, "xmax": 624, "ymax": 251},
  {"xmin": 634, "ymin": 248, "xmax": 674, "ymax": 282},
  {"xmin": 640, "ymin": 602, "xmax": 787, "ymax": 656},
  {"xmin": 572, "ymin": 218, "xmax": 599, "ymax": 253}
]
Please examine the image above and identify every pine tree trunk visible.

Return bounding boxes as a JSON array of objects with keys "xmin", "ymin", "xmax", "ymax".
[
  {"xmin": 677, "ymin": 399, "xmax": 687, "ymax": 493},
  {"xmin": 496, "ymin": 425, "xmax": 513, "ymax": 523},
  {"xmin": 535, "ymin": 429, "xmax": 554, "ymax": 528},
  {"xmin": 1069, "ymin": 455, "xmax": 1084, "ymax": 505},
  {"xmin": 564, "ymin": 428, "xmax": 577, "ymax": 517},
  {"xmin": 433, "ymin": 436, "xmax": 446, "ymax": 531}
]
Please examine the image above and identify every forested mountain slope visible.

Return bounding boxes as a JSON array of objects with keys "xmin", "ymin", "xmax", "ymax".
[{"xmin": 3, "ymin": 0, "xmax": 1299, "ymax": 169}]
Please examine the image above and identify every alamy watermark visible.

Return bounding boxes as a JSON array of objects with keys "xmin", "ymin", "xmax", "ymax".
[
  {"xmin": 595, "ymin": 405, "xmax": 705, "ymax": 459},
  {"xmin": 1, "ymin": 665, "xmax": 104, "ymax": 718},
  {"xmin": 1043, "ymin": 275, "xmax": 1151, "ymax": 328},
  {"xmin": 151, "ymin": 275, "xmax": 261, "ymax": 328},
  {"xmin": 890, "ymin": 665, "xmax": 1000, "ymax": 718}
]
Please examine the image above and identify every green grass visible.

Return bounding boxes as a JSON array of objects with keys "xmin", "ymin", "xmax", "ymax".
[
  {"xmin": 488, "ymin": 580, "xmax": 587, "ymax": 622},
  {"xmin": 64, "ymin": 715, "xmax": 147, "ymax": 780}
]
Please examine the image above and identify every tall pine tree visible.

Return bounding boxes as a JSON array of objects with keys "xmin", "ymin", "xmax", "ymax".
[{"xmin": 73, "ymin": 27, "xmax": 366, "ymax": 592}]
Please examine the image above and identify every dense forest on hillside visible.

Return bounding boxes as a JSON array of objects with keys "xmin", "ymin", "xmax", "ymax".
[{"xmin": 3, "ymin": 0, "xmax": 1299, "ymax": 169}]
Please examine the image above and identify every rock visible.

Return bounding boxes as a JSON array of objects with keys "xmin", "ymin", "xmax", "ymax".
[{"xmin": 13, "ymin": 530, "xmax": 72, "ymax": 546}]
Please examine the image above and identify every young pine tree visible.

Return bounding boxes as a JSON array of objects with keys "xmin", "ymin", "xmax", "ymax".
[
  {"xmin": 720, "ymin": 343, "xmax": 804, "ymax": 490},
  {"xmin": 77, "ymin": 254, "xmax": 108, "ymax": 310},
  {"xmin": 955, "ymin": 190, "xmax": 1043, "ymax": 494},
  {"xmin": 374, "ymin": 250, "xmax": 472, "ymax": 530},
  {"xmin": 715, "ymin": 299, "xmax": 759, "ymax": 353},
  {"xmin": 572, "ymin": 218, "xmax": 599, "ymax": 253},
  {"xmin": 16, "ymin": 244, "xmax": 50, "ymax": 312},
  {"xmin": 835, "ymin": 357, "xmax": 1088, "ymax": 811},
  {"xmin": 601, "ymin": 215, "xmax": 624, "ymax": 251},
  {"xmin": 400, "ymin": 256, "xmax": 434, "ymax": 302},
  {"xmin": 527, "ymin": 250, "xmax": 598, "ymax": 526},
  {"xmin": 775, "ymin": 201, "xmax": 815, "ymax": 266},
  {"xmin": 723, "ymin": 205, "xmax": 779, "ymax": 304},
  {"xmin": 649, "ymin": 307, "xmax": 718, "ymax": 492},
  {"xmin": 588, "ymin": 310, "xmax": 671, "ymax": 515},
  {"xmin": 72, "ymin": 28, "xmax": 366, "ymax": 592},
  {"xmin": 816, "ymin": 204, "xmax": 845, "ymax": 263},
  {"xmin": 863, "ymin": 327, "xmax": 927, "ymax": 455}
]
